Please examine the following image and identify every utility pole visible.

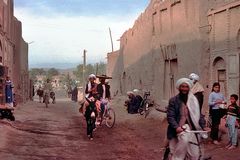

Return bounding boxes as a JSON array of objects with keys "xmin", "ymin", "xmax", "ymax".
[
  {"xmin": 83, "ymin": 49, "xmax": 87, "ymax": 83},
  {"xmin": 96, "ymin": 63, "xmax": 99, "ymax": 76},
  {"xmin": 109, "ymin": 27, "xmax": 114, "ymax": 53}
]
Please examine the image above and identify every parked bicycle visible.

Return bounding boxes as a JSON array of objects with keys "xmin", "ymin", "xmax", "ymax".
[{"xmin": 138, "ymin": 91, "xmax": 153, "ymax": 118}]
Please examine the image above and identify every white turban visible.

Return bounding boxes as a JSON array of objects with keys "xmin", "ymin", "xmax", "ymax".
[
  {"xmin": 88, "ymin": 74, "xmax": 96, "ymax": 80},
  {"xmin": 127, "ymin": 91, "xmax": 134, "ymax": 96},
  {"xmin": 133, "ymin": 89, "xmax": 140, "ymax": 95},
  {"xmin": 189, "ymin": 73, "xmax": 200, "ymax": 81},
  {"xmin": 176, "ymin": 78, "xmax": 193, "ymax": 89}
]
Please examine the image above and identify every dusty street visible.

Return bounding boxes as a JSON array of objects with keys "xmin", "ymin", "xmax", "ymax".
[{"xmin": 0, "ymin": 91, "xmax": 239, "ymax": 160}]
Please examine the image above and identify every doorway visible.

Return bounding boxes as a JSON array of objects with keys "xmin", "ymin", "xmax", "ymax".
[
  {"xmin": 212, "ymin": 57, "xmax": 227, "ymax": 97},
  {"xmin": 164, "ymin": 59, "xmax": 178, "ymax": 100}
]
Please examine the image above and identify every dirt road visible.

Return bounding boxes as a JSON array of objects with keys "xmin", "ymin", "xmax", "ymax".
[{"xmin": 0, "ymin": 92, "xmax": 239, "ymax": 160}]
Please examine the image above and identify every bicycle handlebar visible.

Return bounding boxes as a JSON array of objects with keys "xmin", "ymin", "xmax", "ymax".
[{"xmin": 184, "ymin": 130, "xmax": 209, "ymax": 133}]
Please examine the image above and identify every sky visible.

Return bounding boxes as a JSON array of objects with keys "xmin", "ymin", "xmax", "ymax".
[{"xmin": 14, "ymin": 0, "xmax": 149, "ymax": 68}]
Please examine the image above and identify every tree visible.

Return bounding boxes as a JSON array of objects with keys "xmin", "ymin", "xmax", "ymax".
[
  {"xmin": 29, "ymin": 68, "xmax": 46, "ymax": 80},
  {"xmin": 60, "ymin": 73, "xmax": 74, "ymax": 89},
  {"xmin": 47, "ymin": 68, "xmax": 59, "ymax": 78},
  {"xmin": 73, "ymin": 62, "xmax": 106, "ymax": 85},
  {"xmin": 96, "ymin": 62, "xmax": 106, "ymax": 75}
]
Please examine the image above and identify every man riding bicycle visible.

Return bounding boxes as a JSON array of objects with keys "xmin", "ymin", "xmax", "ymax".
[
  {"xmin": 167, "ymin": 78, "xmax": 208, "ymax": 160},
  {"xmin": 96, "ymin": 75, "xmax": 111, "ymax": 123}
]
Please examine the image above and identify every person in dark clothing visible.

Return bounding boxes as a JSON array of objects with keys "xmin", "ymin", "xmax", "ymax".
[
  {"xmin": 167, "ymin": 78, "xmax": 207, "ymax": 159},
  {"xmin": 83, "ymin": 74, "xmax": 98, "ymax": 139},
  {"xmin": 96, "ymin": 78, "xmax": 111, "ymax": 100},
  {"xmin": 189, "ymin": 73, "xmax": 204, "ymax": 111},
  {"xmin": 208, "ymin": 82, "xmax": 226, "ymax": 145},
  {"xmin": 96, "ymin": 76, "xmax": 111, "ymax": 114},
  {"xmin": 5, "ymin": 76, "xmax": 14, "ymax": 108},
  {"xmin": 125, "ymin": 91, "xmax": 137, "ymax": 114},
  {"xmin": 37, "ymin": 86, "xmax": 44, "ymax": 103},
  {"xmin": 84, "ymin": 97, "xmax": 97, "ymax": 140},
  {"xmin": 71, "ymin": 86, "xmax": 78, "ymax": 102},
  {"xmin": 225, "ymin": 94, "xmax": 239, "ymax": 149},
  {"xmin": 125, "ymin": 90, "xmax": 143, "ymax": 114},
  {"xmin": 133, "ymin": 89, "xmax": 143, "ymax": 112}
]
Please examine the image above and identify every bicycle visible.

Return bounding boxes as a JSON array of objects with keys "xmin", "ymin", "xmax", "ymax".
[
  {"xmin": 163, "ymin": 127, "xmax": 211, "ymax": 160},
  {"xmin": 138, "ymin": 91, "xmax": 153, "ymax": 118},
  {"xmin": 98, "ymin": 101, "xmax": 116, "ymax": 128}
]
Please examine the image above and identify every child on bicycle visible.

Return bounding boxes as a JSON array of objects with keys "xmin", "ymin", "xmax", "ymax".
[{"xmin": 225, "ymin": 94, "xmax": 240, "ymax": 149}]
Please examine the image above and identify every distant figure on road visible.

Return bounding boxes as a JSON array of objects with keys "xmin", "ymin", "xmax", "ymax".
[
  {"xmin": 67, "ymin": 86, "xmax": 72, "ymax": 98},
  {"xmin": 5, "ymin": 76, "xmax": 14, "ymax": 108},
  {"xmin": 36, "ymin": 86, "xmax": 44, "ymax": 103},
  {"xmin": 72, "ymin": 86, "xmax": 78, "ymax": 102},
  {"xmin": 43, "ymin": 79, "xmax": 53, "ymax": 103}
]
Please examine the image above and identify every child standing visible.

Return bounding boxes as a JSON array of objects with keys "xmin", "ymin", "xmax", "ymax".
[{"xmin": 226, "ymin": 94, "xmax": 239, "ymax": 149}]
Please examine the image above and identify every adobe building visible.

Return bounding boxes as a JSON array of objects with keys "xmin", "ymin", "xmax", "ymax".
[
  {"xmin": 0, "ymin": 0, "xmax": 29, "ymax": 103},
  {"xmin": 106, "ymin": 50, "xmax": 121, "ymax": 96},
  {"xmin": 107, "ymin": 0, "xmax": 240, "ymax": 110}
]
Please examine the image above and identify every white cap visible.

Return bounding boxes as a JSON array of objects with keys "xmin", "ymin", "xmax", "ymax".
[
  {"xmin": 133, "ymin": 89, "xmax": 139, "ymax": 94},
  {"xmin": 127, "ymin": 91, "xmax": 134, "ymax": 96},
  {"xmin": 189, "ymin": 73, "xmax": 200, "ymax": 81},
  {"xmin": 88, "ymin": 74, "xmax": 96, "ymax": 80}
]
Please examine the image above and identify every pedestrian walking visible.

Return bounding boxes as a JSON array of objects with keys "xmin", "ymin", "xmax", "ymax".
[{"xmin": 37, "ymin": 86, "xmax": 44, "ymax": 103}]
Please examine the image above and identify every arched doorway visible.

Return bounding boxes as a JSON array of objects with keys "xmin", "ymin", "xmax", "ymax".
[{"xmin": 212, "ymin": 57, "xmax": 227, "ymax": 97}]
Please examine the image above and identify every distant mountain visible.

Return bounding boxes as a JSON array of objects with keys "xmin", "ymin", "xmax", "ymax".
[{"xmin": 29, "ymin": 63, "xmax": 80, "ymax": 69}]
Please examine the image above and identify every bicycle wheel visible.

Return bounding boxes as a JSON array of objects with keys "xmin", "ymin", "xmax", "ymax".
[
  {"xmin": 139, "ymin": 100, "xmax": 145, "ymax": 115},
  {"xmin": 139, "ymin": 108, "xmax": 144, "ymax": 115},
  {"xmin": 105, "ymin": 108, "xmax": 116, "ymax": 128},
  {"xmin": 144, "ymin": 102, "xmax": 150, "ymax": 118}
]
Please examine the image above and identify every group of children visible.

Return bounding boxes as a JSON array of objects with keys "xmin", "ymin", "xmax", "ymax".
[{"xmin": 208, "ymin": 81, "xmax": 240, "ymax": 149}]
